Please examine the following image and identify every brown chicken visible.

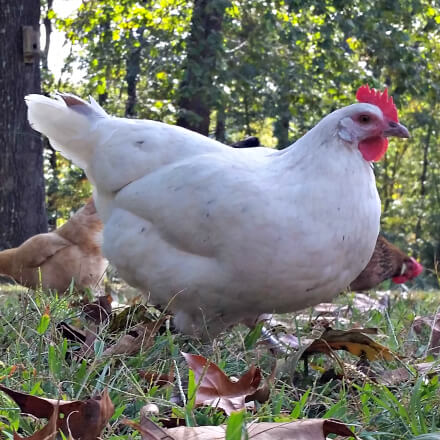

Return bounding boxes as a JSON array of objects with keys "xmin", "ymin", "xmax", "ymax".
[
  {"xmin": 349, "ymin": 235, "xmax": 423, "ymax": 291},
  {"xmin": 0, "ymin": 199, "xmax": 107, "ymax": 293}
]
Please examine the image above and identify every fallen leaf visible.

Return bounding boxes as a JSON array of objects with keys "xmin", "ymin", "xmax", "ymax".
[
  {"xmin": 122, "ymin": 418, "xmax": 174, "ymax": 440},
  {"xmin": 103, "ymin": 318, "xmax": 165, "ymax": 356},
  {"xmin": 139, "ymin": 365, "xmax": 175, "ymax": 388},
  {"xmin": 75, "ymin": 326, "xmax": 99, "ymax": 359},
  {"xmin": 414, "ymin": 361, "xmax": 440, "ymax": 375},
  {"xmin": 413, "ymin": 313, "xmax": 440, "ymax": 355},
  {"xmin": 304, "ymin": 328, "xmax": 394, "ymax": 361},
  {"xmin": 379, "ymin": 362, "xmax": 440, "ymax": 386},
  {"xmin": 182, "ymin": 352, "xmax": 261, "ymax": 415},
  {"xmin": 166, "ymin": 419, "xmax": 358, "ymax": 439},
  {"xmin": 108, "ymin": 304, "xmax": 164, "ymax": 333},
  {"xmin": 14, "ymin": 404, "xmax": 59, "ymax": 440},
  {"xmin": 0, "ymin": 385, "xmax": 114, "ymax": 440},
  {"xmin": 82, "ymin": 294, "xmax": 112, "ymax": 325},
  {"xmin": 245, "ymin": 360, "xmax": 277, "ymax": 404},
  {"xmin": 57, "ymin": 322, "xmax": 87, "ymax": 343}
]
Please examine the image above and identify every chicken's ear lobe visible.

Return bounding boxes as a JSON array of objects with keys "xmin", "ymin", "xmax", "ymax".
[{"xmin": 338, "ymin": 118, "xmax": 354, "ymax": 142}]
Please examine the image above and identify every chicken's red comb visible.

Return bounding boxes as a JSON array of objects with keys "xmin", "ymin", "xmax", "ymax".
[{"xmin": 356, "ymin": 85, "xmax": 398, "ymax": 122}]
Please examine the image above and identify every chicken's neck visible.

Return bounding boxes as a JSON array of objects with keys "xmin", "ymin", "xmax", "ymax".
[{"xmin": 279, "ymin": 115, "xmax": 371, "ymax": 175}]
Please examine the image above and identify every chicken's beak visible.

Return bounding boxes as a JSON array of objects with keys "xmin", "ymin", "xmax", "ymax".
[{"xmin": 383, "ymin": 121, "xmax": 410, "ymax": 138}]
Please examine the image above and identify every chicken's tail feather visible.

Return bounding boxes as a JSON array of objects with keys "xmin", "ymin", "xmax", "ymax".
[{"xmin": 25, "ymin": 93, "xmax": 107, "ymax": 168}]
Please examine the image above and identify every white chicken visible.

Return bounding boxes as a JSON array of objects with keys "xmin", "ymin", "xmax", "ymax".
[{"xmin": 26, "ymin": 86, "xmax": 409, "ymax": 337}]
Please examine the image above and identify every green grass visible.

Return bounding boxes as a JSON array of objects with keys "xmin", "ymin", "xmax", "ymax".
[{"xmin": 0, "ymin": 284, "xmax": 439, "ymax": 439}]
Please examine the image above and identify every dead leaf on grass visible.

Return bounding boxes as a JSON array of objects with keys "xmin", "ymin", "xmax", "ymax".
[
  {"xmin": 57, "ymin": 321, "xmax": 87, "ymax": 343},
  {"xmin": 413, "ymin": 313, "xmax": 440, "ymax": 355},
  {"xmin": 304, "ymin": 328, "xmax": 394, "ymax": 361},
  {"xmin": 14, "ymin": 404, "xmax": 59, "ymax": 440},
  {"xmin": 75, "ymin": 326, "xmax": 99, "ymax": 359},
  {"xmin": 103, "ymin": 318, "xmax": 165, "ymax": 356},
  {"xmin": 139, "ymin": 365, "xmax": 175, "ymax": 388},
  {"xmin": 108, "ymin": 304, "xmax": 164, "ymax": 333},
  {"xmin": 275, "ymin": 327, "xmax": 394, "ymax": 362},
  {"xmin": 123, "ymin": 417, "xmax": 174, "ymax": 440},
  {"xmin": 245, "ymin": 360, "xmax": 277, "ymax": 404},
  {"xmin": 166, "ymin": 418, "xmax": 358, "ymax": 439},
  {"xmin": 379, "ymin": 361, "xmax": 440, "ymax": 386},
  {"xmin": 0, "ymin": 385, "xmax": 114, "ymax": 440},
  {"xmin": 182, "ymin": 352, "xmax": 261, "ymax": 415},
  {"xmin": 82, "ymin": 294, "xmax": 113, "ymax": 325}
]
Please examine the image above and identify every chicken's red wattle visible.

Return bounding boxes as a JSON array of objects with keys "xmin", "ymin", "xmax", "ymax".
[{"xmin": 358, "ymin": 137, "xmax": 388, "ymax": 162}]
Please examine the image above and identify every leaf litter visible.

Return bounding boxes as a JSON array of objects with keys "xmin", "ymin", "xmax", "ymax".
[{"xmin": 0, "ymin": 384, "xmax": 114, "ymax": 440}]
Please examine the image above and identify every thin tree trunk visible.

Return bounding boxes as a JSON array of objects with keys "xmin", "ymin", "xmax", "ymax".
[
  {"xmin": 215, "ymin": 102, "xmax": 226, "ymax": 142},
  {"xmin": 176, "ymin": 0, "xmax": 230, "ymax": 135},
  {"xmin": 125, "ymin": 28, "xmax": 146, "ymax": 118},
  {"xmin": 243, "ymin": 94, "xmax": 251, "ymax": 136},
  {"xmin": 415, "ymin": 121, "xmax": 432, "ymax": 240},
  {"xmin": 41, "ymin": 0, "xmax": 53, "ymax": 71},
  {"xmin": 274, "ymin": 94, "xmax": 290, "ymax": 149},
  {"xmin": 0, "ymin": 0, "xmax": 48, "ymax": 250}
]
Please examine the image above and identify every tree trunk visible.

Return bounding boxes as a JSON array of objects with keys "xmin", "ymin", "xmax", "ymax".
[
  {"xmin": 214, "ymin": 102, "xmax": 226, "ymax": 142},
  {"xmin": 415, "ymin": 120, "xmax": 432, "ymax": 240},
  {"xmin": 41, "ymin": 0, "xmax": 53, "ymax": 71},
  {"xmin": 0, "ymin": 0, "xmax": 47, "ymax": 250},
  {"xmin": 274, "ymin": 84, "xmax": 291, "ymax": 149},
  {"xmin": 125, "ymin": 28, "xmax": 146, "ymax": 118},
  {"xmin": 176, "ymin": 0, "xmax": 230, "ymax": 135}
]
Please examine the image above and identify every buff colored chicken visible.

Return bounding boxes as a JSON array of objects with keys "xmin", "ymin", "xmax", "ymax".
[{"xmin": 0, "ymin": 199, "xmax": 107, "ymax": 293}]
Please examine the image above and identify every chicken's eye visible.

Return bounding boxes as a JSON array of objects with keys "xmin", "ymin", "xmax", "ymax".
[{"xmin": 358, "ymin": 114, "xmax": 371, "ymax": 124}]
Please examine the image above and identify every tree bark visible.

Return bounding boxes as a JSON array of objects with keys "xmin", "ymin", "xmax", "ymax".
[
  {"xmin": 125, "ymin": 28, "xmax": 146, "ymax": 118},
  {"xmin": 415, "ymin": 120, "xmax": 432, "ymax": 240},
  {"xmin": 0, "ymin": 0, "xmax": 48, "ymax": 249},
  {"xmin": 214, "ymin": 102, "xmax": 226, "ymax": 142},
  {"xmin": 41, "ymin": 0, "xmax": 53, "ymax": 71},
  {"xmin": 274, "ymin": 83, "xmax": 291, "ymax": 149},
  {"xmin": 176, "ymin": 0, "xmax": 230, "ymax": 135}
]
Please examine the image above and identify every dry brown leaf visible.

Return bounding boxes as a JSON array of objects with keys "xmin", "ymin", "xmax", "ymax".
[
  {"xmin": 414, "ymin": 361, "xmax": 440, "ymax": 375},
  {"xmin": 304, "ymin": 328, "xmax": 395, "ymax": 361},
  {"xmin": 82, "ymin": 294, "xmax": 112, "ymax": 324},
  {"xmin": 139, "ymin": 366, "xmax": 175, "ymax": 388},
  {"xmin": 413, "ymin": 313, "xmax": 440, "ymax": 355},
  {"xmin": 182, "ymin": 352, "xmax": 261, "ymax": 415},
  {"xmin": 57, "ymin": 321, "xmax": 87, "ymax": 343},
  {"xmin": 245, "ymin": 360, "xmax": 277, "ymax": 404},
  {"xmin": 108, "ymin": 304, "xmax": 164, "ymax": 333},
  {"xmin": 291, "ymin": 293, "xmax": 388, "ymax": 326},
  {"xmin": 122, "ymin": 418, "xmax": 174, "ymax": 440},
  {"xmin": 380, "ymin": 361, "xmax": 440, "ymax": 386},
  {"xmin": 103, "ymin": 318, "xmax": 164, "ymax": 356},
  {"xmin": 379, "ymin": 367, "xmax": 412, "ymax": 386},
  {"xmin": 166, "ymin": 419, "xmax": 358, "ymax": 439},
  {"xmin": 13, "ymin": 404, "xmax": 59, "ymax": 440},
  {"xmin": 0, "ymin": 385, "xmax": 114, "ymax": 440},
  {"xmin": 274, "ymin": 327, "xmax": 393, "ymax": 362}
]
